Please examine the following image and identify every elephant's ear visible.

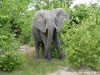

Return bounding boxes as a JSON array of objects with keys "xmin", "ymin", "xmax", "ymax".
[
  {"xmin": 54, "ymin": 8, "xmax": 69, "ymax": 32},
  {"xmin": 33, "ymin": 10, "xmax": 46, "ymax": 33}
]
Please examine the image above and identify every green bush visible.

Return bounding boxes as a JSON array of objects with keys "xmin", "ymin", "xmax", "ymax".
[
  {"xmin": 0, "ymin": 51, "xmax": 25, "ymax": 71},
  {"xmin": 0, "ymin": 26, "xmax": 25, "ymax": 72},
  {"xmin": 0, "ymin": 1, "xmax": 31, "ymax": 71},
  {"xmin": 60, "ymin": 8, "xmax": 100, "ymax": 69},
  {"xmin": 18, "ymin": 11, "xmax": 35, "ymax": 44},
  {"xmin": 69, "ymin": 4, "xmax": 89, "ymax": 25},
  {"xmin": 0, "ymin": 34, "xmax": 20, "ymax": 51},
  {"xmin": 0, "ymin": 0, "xmax": 33, "ymax": 44}
]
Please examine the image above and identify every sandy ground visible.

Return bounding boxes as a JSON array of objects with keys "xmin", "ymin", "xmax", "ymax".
[
  {"xmin": 19, "ymin": 45, "xmax": 35, "ymax": 58},
  {"xmin": 20, "ymin": 45, "xmax": 100, "ymax": 75},
  {"xmin": 46, "ymin": 66, "xmax": 100, "ymax": 75}
]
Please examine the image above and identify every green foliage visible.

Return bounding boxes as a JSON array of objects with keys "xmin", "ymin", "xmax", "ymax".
[
  {"xmin": 0, "ymin": 0, "xmax": 30, "ymax": 71},
  {"xmin": 0, "ymin": 0, "xmax": 33, "ymax": 44},
  {"xmin": 60, "ymin": 4, "xmax": 100, "ymax": 69},
  {"xmin": 32, "ymin": 0, "xmax": 70, "ymax": 10},
  {"xmin": 0, "ymin": 27, "xmax": 20, "ymax": 51},
  {"xmin": 0, "ymin": 51, "xmax": 25, "ymax": 71},
  {"xmin": 69, "ymin": 4, "xmax": 89, "ymax": 25},
  {"xmin": 18, "ymin": 11, "xmax": 35, "ymax": 44}
]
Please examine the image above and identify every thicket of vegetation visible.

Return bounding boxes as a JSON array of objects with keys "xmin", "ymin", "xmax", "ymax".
[
  {"xmin": 0, "ymin": 0, "xmax": 100, "ymax": 71},
  {"xmin": 61, "ymin": 4, "xmax": 100, "ymax": 69},
  {"xmin": 0, "ymin": 0, "xmax": 33, "ymax": 71}
]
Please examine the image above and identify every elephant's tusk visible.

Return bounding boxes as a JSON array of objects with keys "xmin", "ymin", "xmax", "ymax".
[
  {"xmin": 54, "ymin": 25, "xmax": 58, "ymax": 29},
  {"xmin": 55, "ymin": 26, "xmax": 58, "ymax": 29}
]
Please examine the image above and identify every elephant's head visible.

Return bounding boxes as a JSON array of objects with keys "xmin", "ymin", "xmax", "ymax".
[{"xmin": 33, "ymin": 8, "xmax": 69, "ymax": 33}]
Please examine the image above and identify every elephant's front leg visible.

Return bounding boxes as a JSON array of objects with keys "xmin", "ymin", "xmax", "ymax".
[
  {"xmin": 34, "ymin": 40, "xmax": 40, "ymax": 59},
  {"xmin": 53, "ymin": 31, "xmax": 64, "ymax": 59},
  {"xmin": 41, "ymin": 42, "xmax": 45, "ymax": 58},
  {"xmin": 40, "ymin": 32, "xmax": 51, "ymax": 60}
]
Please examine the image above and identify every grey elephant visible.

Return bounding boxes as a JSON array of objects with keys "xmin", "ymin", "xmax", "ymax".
[{"xmin": 32, "ymin": 8, "xmax": 69, "ymax": 60}]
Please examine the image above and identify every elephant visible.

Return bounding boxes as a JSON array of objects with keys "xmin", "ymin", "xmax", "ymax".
[{"xmin": 32, "ymin": 8, "xmax": 69, "ymax": 60}]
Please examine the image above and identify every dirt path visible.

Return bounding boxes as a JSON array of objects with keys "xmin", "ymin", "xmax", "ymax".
[
  {"xmin": 20, "ymin": 45, "xmax": 100, "ymax": 75},
  {"xmin": 19, "ymin": 45, "xmax": 35, "ymax": 58},
  {"xmin": 47, "ymin": 66, "xmax": 100, "ymax": 75}
]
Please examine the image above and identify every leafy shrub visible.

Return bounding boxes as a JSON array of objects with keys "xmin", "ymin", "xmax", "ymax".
[
  {"xmin": 69, "ymin": 4, "xmax": 89, "ymax": 25},
  {"xmin": 0, "ymin": 30, "xmax": 24, "ymax": 72},
  {"xmin": 18, "ymin": 11, "xmax": 35, "ymax": 44},
  {"xmin": 55, "ymin": 3, "xmax": 100, "ymax": 70},
  {"xmin": 0, "ymin": 51, "xmax": 25, "ymax": 71},
  {"xmin": 0, "ymin": 34, "xmax": 20, "ymax": 51},
  {"xmin": 0, "ymin": 1, "xmax": 31, "ymax": 71},
  {"xmin": 60, "ymin": 10, "xmax": 100, "ymax": 69},
  {"xmin": 0, "ymin": 0, "xmax": 33, "ymax": 44}
]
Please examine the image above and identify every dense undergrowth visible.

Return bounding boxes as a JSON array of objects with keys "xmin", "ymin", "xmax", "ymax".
[
  {"xmin": 0, "ymin": 0, "xmax": 100, "ymax": 71},
  {"xmin": 60, "ymin": 4, "xmax": 100, "ymax": 69}
]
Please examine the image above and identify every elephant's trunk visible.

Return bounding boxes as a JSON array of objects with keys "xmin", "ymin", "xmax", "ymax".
[{"xmin": 45, "ymin": 25, "xmax": 55, "ymax": 59}]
